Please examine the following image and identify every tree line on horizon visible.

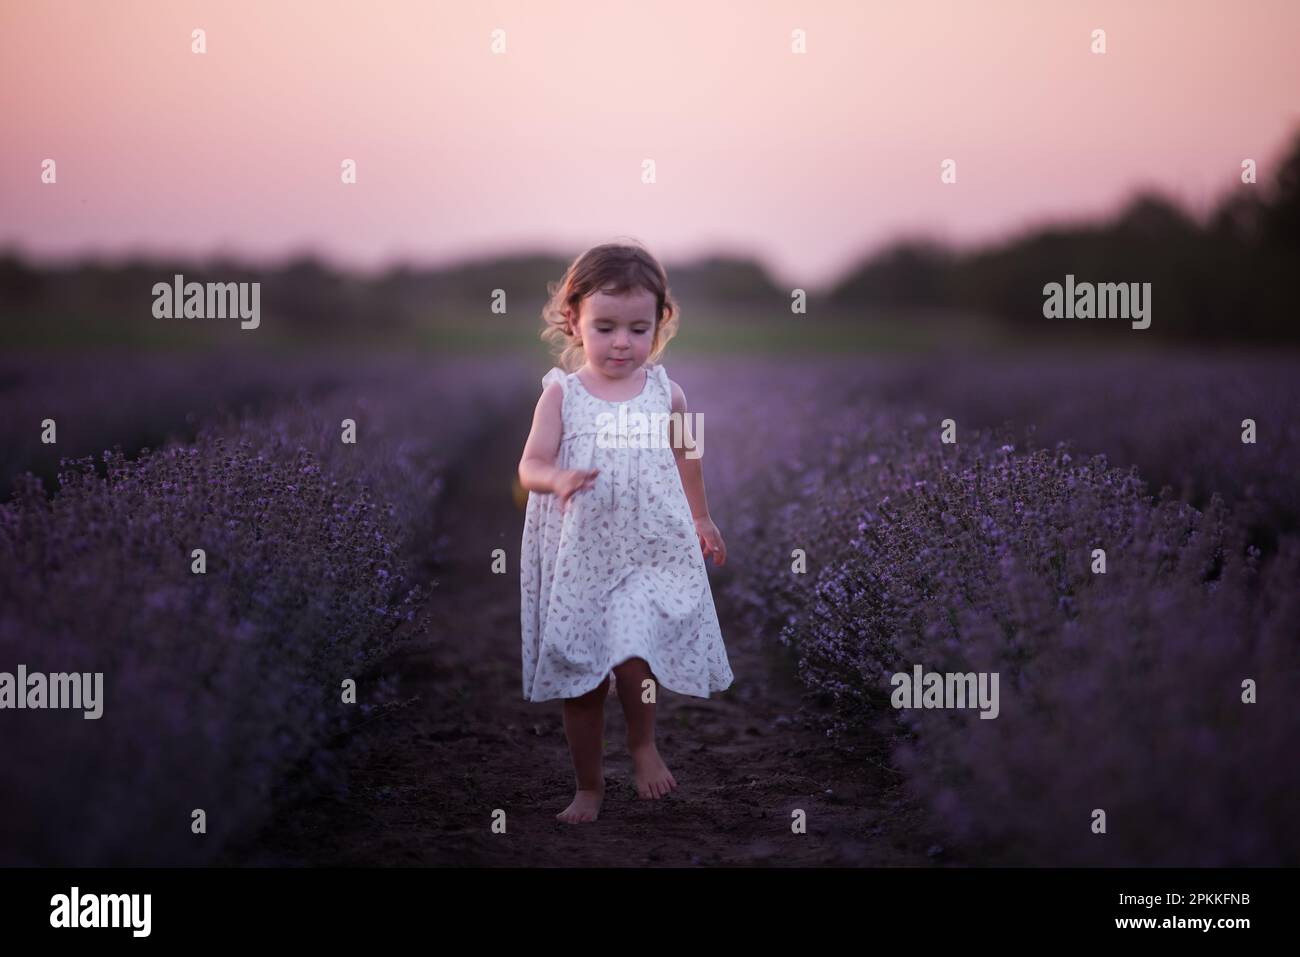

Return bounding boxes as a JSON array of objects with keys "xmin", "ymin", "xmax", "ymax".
[{"xmin": 2, "ymin": 129, "xmax": 1296, "ymax": 348}]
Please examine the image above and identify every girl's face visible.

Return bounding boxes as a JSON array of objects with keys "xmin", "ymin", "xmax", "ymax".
[{"xmin": 572, "ymin": 287, "xmax": 657, "ymax": 378}]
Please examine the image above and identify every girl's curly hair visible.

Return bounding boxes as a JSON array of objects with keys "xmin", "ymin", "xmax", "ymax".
[{"xmin": 540, "ymin": 239, "xmax": 680, "ymax": 372}]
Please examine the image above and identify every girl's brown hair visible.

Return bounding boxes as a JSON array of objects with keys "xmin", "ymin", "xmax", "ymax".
[{"xmin": 540, "ymin": 240, "xmax": 680, "ymax": 372}]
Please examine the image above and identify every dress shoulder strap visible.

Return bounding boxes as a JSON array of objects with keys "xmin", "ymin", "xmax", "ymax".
[
  {"xmin": 651, "ymin": 363, "xmax": 672, "ymax": 404},
  {"xmin": 541, "ymin": 366, "xmax": 568, "ymax": 394}
]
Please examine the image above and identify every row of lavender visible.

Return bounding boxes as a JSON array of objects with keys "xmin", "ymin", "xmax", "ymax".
[
  {"xmin": 0, "ymin": 355, "xmax": 531, "ymax": 866},
  {"xmin": 0, "ymin": 349, "xmax": 373, "ymax": 501},
  {"xmin": 677, "ymin": 352, "xmax": 1300, "ymax": 866}
]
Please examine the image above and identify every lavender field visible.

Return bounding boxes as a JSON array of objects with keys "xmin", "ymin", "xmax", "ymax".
[
  {"xmin": 0, "ymin": 355, "xmax": 531, "ymax": 864},
  {"xmin": 686, "ymin": 351, "xmax": 1300, "ymax": 866},
  {"xmin": 1, "ymin": 348, "xmax": 1297, "ymax": 866}
]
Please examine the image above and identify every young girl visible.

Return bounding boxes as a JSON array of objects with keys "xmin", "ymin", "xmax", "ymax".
[{"xmin": 518, "ymin": 241, "xmax": 734, "ymax": 824}]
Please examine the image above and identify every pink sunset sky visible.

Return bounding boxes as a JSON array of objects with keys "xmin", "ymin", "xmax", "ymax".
[{"xmin": 2, "ymin": 0, "xmax": 1298, "ymax": 290}]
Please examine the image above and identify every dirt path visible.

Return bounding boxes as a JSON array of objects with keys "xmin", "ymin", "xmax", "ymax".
[{"xmin": 225, "ymin": 396, "xmax": 945, "ymax": 867}]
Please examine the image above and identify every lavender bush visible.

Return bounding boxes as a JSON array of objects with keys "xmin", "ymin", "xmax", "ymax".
[
  {"xmin": 0, "ymin": 349, "xmax": 365, "ymax": 500},
  {"xmin": 832, "ymin": 350, "xmax": 1300, "ymax": 537},
  {"xmin": 0, "ymin": 434, "xmax": 430, "ymax": 866},
  {"xmin": 791, "ymin": 442, "xmax": 1298, "ymax": 864},
  {"xmin": 0, "ymin": 353, "xmax": 534, "ymax": 865},
  {"xmin": 685, "ymin": 353, "xmax": 1300, "ymax": 865}
]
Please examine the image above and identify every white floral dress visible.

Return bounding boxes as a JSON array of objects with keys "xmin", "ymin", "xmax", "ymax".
[{"xmin": 520, "ymin": 362, "xmax": 735, "ymax": 702}]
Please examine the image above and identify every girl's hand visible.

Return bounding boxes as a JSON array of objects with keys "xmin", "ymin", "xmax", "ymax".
[
  {"xmin": 555, "ymin": 468, "xmax": 599, "ymax": 507},
  {"xmin": 694, "ymin": 516, "xmax": 726, "ymax": 566}
]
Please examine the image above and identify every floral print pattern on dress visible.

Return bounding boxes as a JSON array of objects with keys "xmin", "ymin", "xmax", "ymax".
[{"xmin": 520, "ymin": 362, "xmax": 735, "ymax": 702}]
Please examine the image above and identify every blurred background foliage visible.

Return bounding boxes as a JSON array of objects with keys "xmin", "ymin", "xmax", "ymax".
[{"xmin": 5, "ymin": 132, "xmax": 1297, "ymax": 358}]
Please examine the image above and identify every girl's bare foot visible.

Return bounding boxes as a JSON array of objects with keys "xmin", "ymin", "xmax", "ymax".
[
  {"xmin": 556, "ymin": 787, "xmax": 604, "ymax": 823},
  {"xmin": 631, "ymin": 744, "xmax": 677, "ymax": 799}
]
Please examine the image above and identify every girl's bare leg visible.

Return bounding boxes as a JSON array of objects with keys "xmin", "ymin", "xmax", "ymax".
[
  {"xmin": 613, "ymin": 657, "xmax": 678, "ymax": 799},
  {"xmin": 557, "ymin": 673, "xmax": 609, "ymax": 823}
]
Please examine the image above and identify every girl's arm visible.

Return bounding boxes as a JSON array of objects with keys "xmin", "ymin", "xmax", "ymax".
[
  {"xmin": 518, "ymin": 383, "xmax": 566, "ymax": 493},
  {"xmin": 669, "ymin": 378, "xmax": 726, "ymax": 565}
]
